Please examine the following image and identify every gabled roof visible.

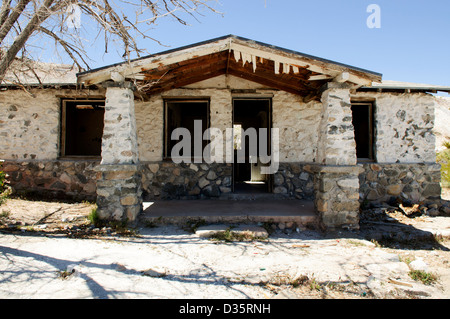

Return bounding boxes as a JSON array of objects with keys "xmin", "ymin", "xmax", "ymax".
[{"xmin": 77, "ymin": 35, "xmax": 382, "ymax": 99}]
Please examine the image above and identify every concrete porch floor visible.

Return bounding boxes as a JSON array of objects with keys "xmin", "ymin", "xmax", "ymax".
[{"xmin": 140, "ymin": 199, "xmax": 318, "ymax": 228}]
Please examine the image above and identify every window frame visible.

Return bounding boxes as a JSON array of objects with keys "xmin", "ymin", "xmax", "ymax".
[
  {"xmin": 163, "ymin": 98, "xmax": 211, "ymax": 161},
  {"xmin": 60, "ymin": 98, "xmax": 105, "ymax": 159}
]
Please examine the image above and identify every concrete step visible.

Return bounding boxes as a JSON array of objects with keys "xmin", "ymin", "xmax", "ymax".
[{"xmin": 140, "ymin": 199, "xmax": 318, "ymax": 229}]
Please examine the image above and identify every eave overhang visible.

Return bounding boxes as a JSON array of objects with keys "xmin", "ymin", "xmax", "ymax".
[{"xmin": 76, "ymin": 35, "xmax": 383, "ymax": 100}]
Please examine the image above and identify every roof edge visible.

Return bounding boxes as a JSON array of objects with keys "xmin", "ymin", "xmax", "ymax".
[{"xmin": 76, "ymin": 34, "xmax": 382, "ymax": 80}]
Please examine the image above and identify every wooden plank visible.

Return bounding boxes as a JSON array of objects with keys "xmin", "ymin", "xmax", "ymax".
[
  {"xmin": 228, "ymin": 59, "xmax": 317, "ymax": 92},
  {"xmin": 141, "ymin": 51, "xmax": 228, "ymax": 80},
  {"xmin": 231, "ymin": 38, "xmax": 382, "ymax": 83},
  {"xmin": 333, "ymin": 72, "xmax": 350, "ymax": 83},
  {"xmin": 309, "ymin": 74, "xmax": 332, "ymax": 81},
  {"xmin": 230, "ymin": 42, "xmax": 325, "ymax": 74},
  {"xmin": 144, "ymin": 68, "xmax": 227, "ymax": 95},
  {"xmin": 231, "ymin": 51, "xmax": 311, "ymax": 78},
  {"xmin": 144, "ymin": 51, "xmax": 228, "ymax": 73},
  {"xmin": 227, "ymin": 68, "xmax": 308, "ymax": 96},
  {"xmin": 79, "ymin": 39, "xmax": 231, "ymax": 85},
  {"xmin": 303, "ymin": 93, "xmax": 319, "ymax": 103},
  {"xmin": 145, "ymin": 60, "xmax": 228, "ymax": 87}
]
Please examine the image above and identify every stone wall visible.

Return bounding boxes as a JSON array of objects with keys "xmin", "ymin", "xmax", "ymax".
[
  {"xmin": 140, "ymin": 161, "xmax": 316, "ymax": 200},
  {"xmin": 273, "ymin": 163, "xmax": 315, "ymax": 200},
  {"xmin": 1, "ymin": 160, "xmax": 99, "ymax": 201},
  {"xmin": 353, "ymin": 92, "xmax": 437, "ymax": 163},
  {"xmin": 272, "ymin": 91, "xmax": 321, "ymax": 162},
  {"xmin": 359, "ymin": 163, "xmax": 442, "ymax": 204},
  {"xmin": 0, "ymin": 89, "xmax": 60, "ymax": 160},
  {"xmin": 96, "ymin": 164, "xmax": 142, "ymax": 222},
  {"xmin": 312, "ymin": 165, "xmax": 363, "ymax": 230},
  {"xmin": 0, "ymin": 88, "xmax": 104, "ymax": 160},
  {"xmin": 141, "ymin": 162, "xmax": 232, "ymax": 200},
  {"xmin": 135, "ymin": 75, "xmax": 323, "ymax": 163},
  {"xmin": 1, "ymin": 81, "xmax": 437, "ymax": 166}
]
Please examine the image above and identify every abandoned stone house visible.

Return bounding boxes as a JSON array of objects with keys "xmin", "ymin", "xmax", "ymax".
[{"xmin": 1, "ymin": 35, "xmax": 449, "ymax": 230}]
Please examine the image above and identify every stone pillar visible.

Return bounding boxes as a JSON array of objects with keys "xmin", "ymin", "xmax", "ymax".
[
  {"xmin": 95, "ymin": 82, "xmax": 143, "ymax": 224},
  {"xmin": 314, "ymin": 83, "xmax": 361, "ymax": 230},
  {"xmin": 316, "ymin": 83, "xmax": 356, "ymax": 166}
]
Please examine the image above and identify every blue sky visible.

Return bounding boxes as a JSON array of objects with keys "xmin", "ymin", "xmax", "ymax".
[{"xmin": 81, "ymin": 0, "xmax": 450, "ymax": 87}]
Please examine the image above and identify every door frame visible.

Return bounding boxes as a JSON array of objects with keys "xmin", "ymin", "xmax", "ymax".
[{"xmin": 231, "ymin": 97, "xmax": 273, "ymax": 193}]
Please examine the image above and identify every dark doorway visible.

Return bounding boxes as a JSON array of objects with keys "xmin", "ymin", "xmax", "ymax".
[
  {"xmin": 232, "ymin": 98, "xmax": 272, "ymax": 193},
  {"xmin": 351, "ymin": 102, "xmax": 375, "ymax": 161}
]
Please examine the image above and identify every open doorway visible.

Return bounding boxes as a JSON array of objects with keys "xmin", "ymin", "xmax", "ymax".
[
  {"xmin": 351, "ymin": 102, "xmax": 375, "ymax": 161},
  {"xmin": 233, "ymin": 98, "xmax": 272, "ymax": 193}
]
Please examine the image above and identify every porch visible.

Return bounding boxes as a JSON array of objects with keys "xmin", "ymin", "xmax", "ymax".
[{"xmin": 140, "ymin": 199, "xmax": 317, "ymax": 228}]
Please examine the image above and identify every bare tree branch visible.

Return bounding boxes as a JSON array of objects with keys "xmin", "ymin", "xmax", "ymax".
[
  {"xmin": 0, "ymin": 0, "xmax": 221, "ymax": 84},
  {"xmin": 0, "ymin": 0, "xmax": 57, "ymax": 80},
  {"xmin": 0, "ymin": 0, "xmax": 13, "ymax": 28},
  {"xmin": 37, "ymin": 25, "xmax": 90, "ymax": 70},
  {"xmin": 0, "ymin": 0, "xmax": 32, "ymax": 44}
]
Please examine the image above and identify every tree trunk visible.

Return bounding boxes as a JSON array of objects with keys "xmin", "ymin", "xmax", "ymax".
[
  {"xmin": 0, "ymin": 0, "xmax": 55, "ymax": 81},
  {"xmin": 0, "ymin": 0, "xmax": 31, "ymax": 45}
]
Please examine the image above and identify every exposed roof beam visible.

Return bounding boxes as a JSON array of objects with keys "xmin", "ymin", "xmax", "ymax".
[
  {"xmin": 303, "ymin": 92, "xmax": 318, "ymax": 103},
  {"xmin": 78, "ymin": 38, "xmax": 231, "ymax": 86},
  {"xmin": 333, "ymin": 72, "xmax": 350, "ymax": 83},
  {"xmin": 308, "ymin": 74, "xmax": 332, "ymax": 81},
  {"xmin": 78, "ymin": 36, "xmax": 381, "ymax": 88},
  {"xmin": 145, "ymin": 68, "xmax": 227, "ymax": 95},
  {"xmin": 110, "ymin": 71, "xmax": 125, "ymax": 83},
  {"xmin": 227, "ymin": 68, "xmax": 310, "ymax": 96}
]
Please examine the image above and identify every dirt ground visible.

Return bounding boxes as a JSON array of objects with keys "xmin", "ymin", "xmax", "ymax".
[
  {"xmin": 443, "ymin": 187, "xmax": 450, "ymax": 201},
  {"xmin": 0, "ymin": 190, "xmax": 449, "ymax": 299}
]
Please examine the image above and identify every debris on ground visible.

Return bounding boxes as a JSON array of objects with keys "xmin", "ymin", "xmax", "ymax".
[
  {"xmin": 0, "ymin": 195, "xmax": 449, "ymax": 299},
  {"xmin": 399, "ymin": 203, "xmax": 421, "ymax": 217}
]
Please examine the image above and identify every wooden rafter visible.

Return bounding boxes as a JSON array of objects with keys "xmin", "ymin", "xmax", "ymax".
[
  {"xmin": 77, "ymin": 35, "xmax": 382, "ymax": 92},
  {"xmin": 136, "ymin": 49, "xmax": 325, "ymax": 98},
  {"xmin": 107, "ymin": 38, "xmax": 380, "ymax": 100}
]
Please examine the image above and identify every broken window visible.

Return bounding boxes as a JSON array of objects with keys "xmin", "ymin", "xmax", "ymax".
[
  {"xmin": 351, "ymin": 102, "xmax": 375, "ymax": 161},
  {"xmin": 164, "ymin": 100, "xmax": 210, "ymax": 160},
  {"xmin": 61, "ymin": 99, "xmax": 105, "ymax": 157}
]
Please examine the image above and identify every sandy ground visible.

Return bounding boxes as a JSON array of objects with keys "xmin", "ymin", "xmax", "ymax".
[
  {"xmin": 0, "ymin": 194, "xmax": 450, "ymax": 300},
  {"xmin": 443, "ymin": 187, "xmax": 450, "ymax": 201}
]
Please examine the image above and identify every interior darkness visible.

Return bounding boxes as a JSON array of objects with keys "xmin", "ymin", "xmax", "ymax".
[
  {"xmin": 351, "ymin": 103, "xmax": 373, "ymax": 160},
  {"xmin": 64, "ymin": 101, "xmax": 104, "ymax": 156},
  {"xmin": 165, "ymin": 101, "xmax": 209, "ymax": 158},
  {"xmin": 233, "ymin": 99, "xmax": 271, "ymax": 193}
]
